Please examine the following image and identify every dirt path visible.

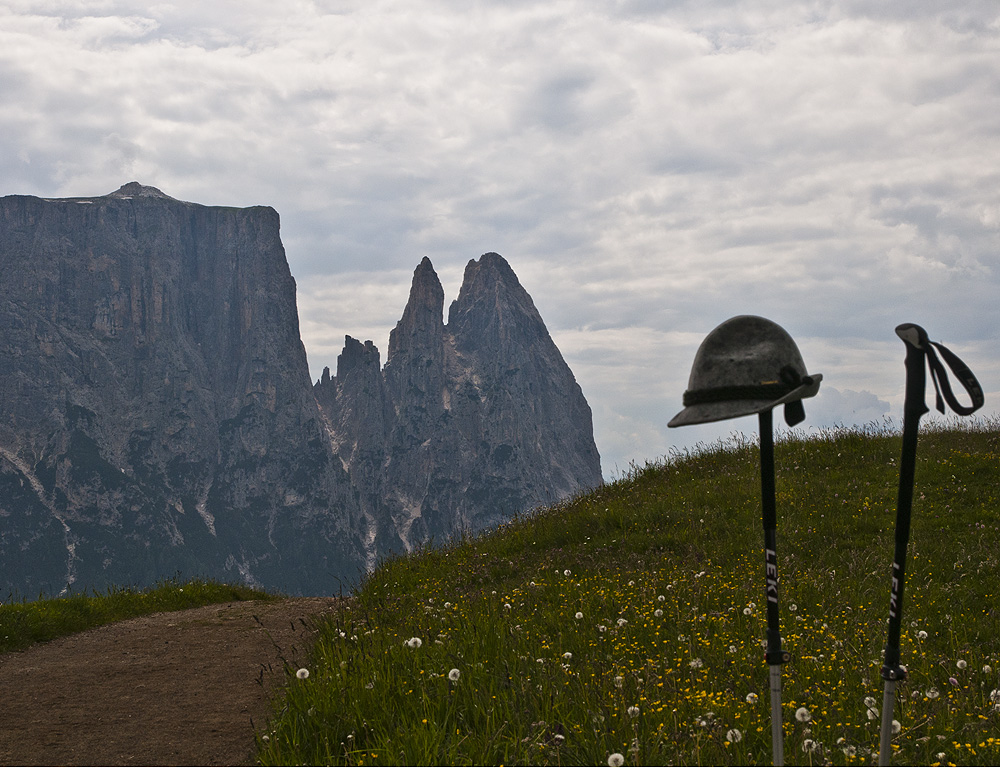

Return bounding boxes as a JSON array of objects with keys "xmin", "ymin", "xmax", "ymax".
[{"xmin": 0, "ymin": 597, "xmax": 343, "ymax": 766}]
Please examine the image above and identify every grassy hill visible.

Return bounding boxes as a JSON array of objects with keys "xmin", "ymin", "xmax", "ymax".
[{"xmin": 259, "ymin": 421, "xmax": 1000, "ymax": 766}]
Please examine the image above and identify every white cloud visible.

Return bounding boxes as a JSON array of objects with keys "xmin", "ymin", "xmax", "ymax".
[{"xmin": 2, "ymin": 0, "xmax": 999, "ymax": 476}]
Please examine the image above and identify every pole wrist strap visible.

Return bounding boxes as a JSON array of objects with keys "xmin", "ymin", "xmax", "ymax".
[{"xmin": 925, "ymin": 341, "xmax": 984, "ymax": 416}]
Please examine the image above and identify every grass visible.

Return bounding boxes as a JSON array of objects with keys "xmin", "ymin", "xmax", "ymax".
[
  {"xmin": 0, "ymin": 578, "xmax": 275, "ymax": 653},
  {"xmin": 258, "ymin": 419, "xmax": 1000, "ymax": 766}
]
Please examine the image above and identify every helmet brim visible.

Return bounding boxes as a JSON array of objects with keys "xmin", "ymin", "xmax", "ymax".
[{"xmin": 668, "ymin": 374, "xmax": 822, "ymax": 428}]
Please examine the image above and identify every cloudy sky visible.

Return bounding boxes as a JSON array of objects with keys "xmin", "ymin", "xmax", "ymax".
[{"xmin": 3, "ymin": 0, "xmax": 999, "ymax": 478}]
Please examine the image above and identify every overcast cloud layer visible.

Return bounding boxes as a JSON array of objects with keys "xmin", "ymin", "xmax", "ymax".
[{"xmin": 3, "ymin": 1, "xmax": 999, "ymax": 477}]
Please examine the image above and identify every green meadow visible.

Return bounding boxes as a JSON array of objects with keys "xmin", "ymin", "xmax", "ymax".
[
  {"xmin": 259, "ymin": 420, "xmax": 1000, "ymax": 766},
  {"xmin": 0, "ymin": 579, "xmax": 273, "ymax": 653}
]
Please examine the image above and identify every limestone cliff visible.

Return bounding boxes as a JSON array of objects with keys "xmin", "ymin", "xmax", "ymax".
[
  {"xmin": 315, "ymin": 253, "xmax": 603, "ymax": 556},
  {"xmin": 0, "ymin": 183, "xmax": 364, "ymax": 595},
  {"xmin": 0, "ymin": 184, "xmax": 602, "ymax": 596}
]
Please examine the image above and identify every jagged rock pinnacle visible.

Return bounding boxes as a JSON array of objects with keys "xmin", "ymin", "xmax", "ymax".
[{"xmin": 387, "ymin": 257, "xmax": 445, "ymax": 362}]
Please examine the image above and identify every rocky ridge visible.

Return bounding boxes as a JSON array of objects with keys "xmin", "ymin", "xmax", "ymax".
[
  {"xmin": 315, "ymin": 254, "xmax": 603, "ymax": 560},
  {"xmin": 0, "ymin": 183, "xmax": 601, "ymax": 596}
]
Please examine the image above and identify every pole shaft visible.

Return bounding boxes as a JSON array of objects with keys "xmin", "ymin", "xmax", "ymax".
[
  {"xmin": 879, "ymin": 325, "xmax": 930, "ymax": 767},
  {"xmin": 759, "ymin": 410, "xmax": 784, "ymax": 766},
  {"xmin": 878, "ymin": 680, "xmax": 897, "ymax": 766}
]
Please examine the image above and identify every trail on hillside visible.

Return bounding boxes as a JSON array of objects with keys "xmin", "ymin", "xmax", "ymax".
[{"xmin": 0, "ymin": 597, "xmax": 342, "ymax": 766}]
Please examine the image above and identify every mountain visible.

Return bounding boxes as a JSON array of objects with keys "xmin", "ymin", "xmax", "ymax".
[
  {"xmin": 0, "ymin": 183, "xmax": 601, "ymax": 596},
  {"xmin": 315, "ymin": 254, "xmax": 603, "ymax": 559}
]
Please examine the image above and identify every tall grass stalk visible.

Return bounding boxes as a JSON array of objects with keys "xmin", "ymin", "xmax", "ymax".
[{"xmin": 260, "ymin": 422, "xmax": 1000, "ymax": 766}]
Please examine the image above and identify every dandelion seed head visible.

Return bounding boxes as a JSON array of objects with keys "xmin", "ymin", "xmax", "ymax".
[
  {"xmin": 653, "ymin": 609, "xmax": 663, "ymax": 618},
  {"xmin": 927, "ymin": 687, "xmax": 940, "ymax": 699},
  {"xmin": 614, "ymin": 675, "xmax": 624, "ymax": 688},
  {"xmin": 795, "ymin": 706, "xmax": 812, "ymax": 722},
  {"xmin": 406, "ymin": 636, "xmax": 422, "ymax": 648},
  {"xmin": 983, "ymin": 665, "xmax": 992, "ymax": 674},
  {"xmin": 689, "ymin": 658, "xmax": 703, "ymax": 669},
  {"xmin": 608, "ymin": 752, "xmax": 625, "ymax": 767},
  {"xmin": 627, "ymin": 705, "xmax": 640, "ymax": 718},
  {"xmin": 448, "ymin": 668, "xmax": 460, "ymax": 681},
  {"xmin": 727, "ymin": 728, "xmax": 743, "ymax": 743},
  {"xmin": 296, "ymin": 668, "xmax": 309, "ymax": 679},
  {"xmin": 892, "ymin": 720, "xmax": 901, "ymax": 734},
  {"xmin": 575, "ymin": 612, "xmax": 583, "ymax": 620},
  {"xmin": 917, "ymin": 630, "xmax": 928, "ymax": 640},
  {"xmin": 563, "ymin": 651, "xmax": 573, "ymax": 660},
  {"xmin": 956, "ymin": 659, "xmax": 967, "ymax": 669},
  {"xmin": 802, "ymin": 738, "xmax": 818, "ymax": 753},
  {"xmin": 657, "ymin": 595, "xmax": 665, "ymax": 602},
  {"xmin": 746, "ymin": 692, "xmax": 759, "ymax": 704}
]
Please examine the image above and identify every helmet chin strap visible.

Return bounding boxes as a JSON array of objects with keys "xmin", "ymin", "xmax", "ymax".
[{"xmin": 783, "ymin": 399, "xmax": 805, "ymax": 427}]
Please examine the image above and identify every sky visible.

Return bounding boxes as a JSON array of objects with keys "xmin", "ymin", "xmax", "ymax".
[{"xmin": 3, "ymin": 0, "xmax": 999, "ymax": 479}]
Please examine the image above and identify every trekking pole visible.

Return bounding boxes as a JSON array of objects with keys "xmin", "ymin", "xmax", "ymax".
[
  {"xmin": 667, "ymin": 315, "xmax": 821, "ymax": 768},
  {"xmin": 760, "ymin": 408, "xmax": 789, "ymax": 766},
  {"xmin": 877, "ymin": 323, "xmax": 984, "ymax": 766}
]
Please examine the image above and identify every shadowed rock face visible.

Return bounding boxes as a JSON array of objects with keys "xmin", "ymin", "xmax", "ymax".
[
  {"xmin": 0, "ymin": 184, "xmax": 601, "ymax": 596},
  {"xmin": 0, "ymin": 184, "xmax": 365, "ymax": 596},
  {"xmin": 316, "ymin": 252, "xmax": 603, "ymax": 556}
]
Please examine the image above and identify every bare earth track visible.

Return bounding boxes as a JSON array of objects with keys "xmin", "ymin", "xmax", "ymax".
[{"xmin": 0, "ymin": 597, "xmax": 343, "ymax": 766}]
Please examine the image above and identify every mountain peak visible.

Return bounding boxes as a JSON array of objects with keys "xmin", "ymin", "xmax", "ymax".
[
  {"xmin": 447, "ymin": 252, "xmax": 544, "ymax": 346},
  {"xmin": 387, "ymin": 257, "xmax": 445, "ymax": 362},
  {"xmin": 106, "ymin": 182, "xmax": 177, "ymax": 200}
]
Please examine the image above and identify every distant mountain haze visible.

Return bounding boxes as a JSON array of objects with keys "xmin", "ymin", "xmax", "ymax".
[{"xmin": 0, "ymin": 183, "xmax": 602, "ymax": 596}]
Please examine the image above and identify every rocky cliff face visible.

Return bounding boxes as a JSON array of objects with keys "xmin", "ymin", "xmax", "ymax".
[
  {"xmin": 314, "ymin": 253, "xmax": 603, "ymax": 556},
  {"xmin": 0, "ymin": 183, "xmax": 601, "ymax": 596},
  {"xmin": 0, "ymin": 183, "xmax": 365, "ymax": 596}
]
